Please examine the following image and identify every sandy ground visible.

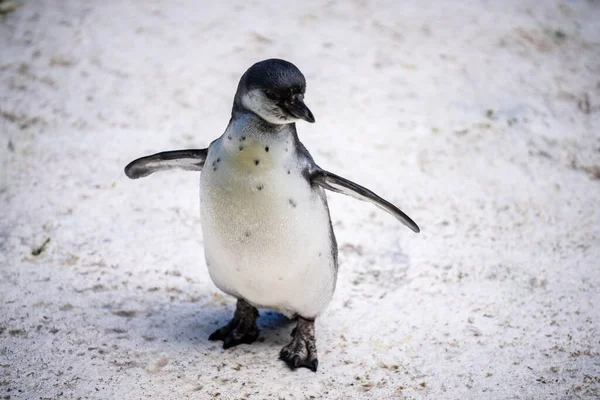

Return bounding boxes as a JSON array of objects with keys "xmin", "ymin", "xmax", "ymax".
[{"xmin": 1, "ymin": 0, "xmax": 599, "ymax": 399}]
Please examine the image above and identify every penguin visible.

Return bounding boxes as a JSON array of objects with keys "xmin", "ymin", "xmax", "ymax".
[{"xmin": 124, "ymin": 59, "xmax": 419, "ymax": 372}]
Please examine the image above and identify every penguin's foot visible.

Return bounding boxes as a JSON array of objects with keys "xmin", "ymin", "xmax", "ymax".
[
  {"xmin": 280, "ymin": 317, "xmax": 318, "ymax": 372},
  {"xmin": 209, "ymin": 298, "xmax": 259, "ymax": 349}
]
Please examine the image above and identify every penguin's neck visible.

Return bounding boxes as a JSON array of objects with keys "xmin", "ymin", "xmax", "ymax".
[
  {"xmin": 225, "ymin": 110, "xmax": 298, "ymax": 147},
  {"xmin": 209, "ymin": 113, "xmax": 298, "ymax": 175},
  {"xmin": 232, "ymin": 109, "xmax": 291, "ymax": 133}
]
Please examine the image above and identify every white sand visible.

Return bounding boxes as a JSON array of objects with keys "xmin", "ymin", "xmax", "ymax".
[{"xmin": 1, "ymin": 0, "xmax": 599, "ymax": 399}]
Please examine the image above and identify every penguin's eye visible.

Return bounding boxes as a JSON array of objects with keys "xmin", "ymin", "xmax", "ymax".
[{"xmin": 264, "ymin": 90, "xmax": 278, "ymax": 101}]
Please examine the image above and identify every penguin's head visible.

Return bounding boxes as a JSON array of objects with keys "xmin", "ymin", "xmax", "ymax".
[{"xmin": 234, "ymin": 59, "xmax": 315, "ymax": 125}]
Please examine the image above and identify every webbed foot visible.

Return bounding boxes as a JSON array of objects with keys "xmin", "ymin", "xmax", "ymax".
[
  {"xmin": 280, "ymin": 317, "xmax": 318, "ymax": 372},
  {"xmin": 209, "ymin": 299, "xmax": 259, "ymax": 349}
]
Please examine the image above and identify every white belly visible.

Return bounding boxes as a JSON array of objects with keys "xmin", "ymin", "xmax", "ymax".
[{"xmin": 199, "ymin": 135, "xmax": 336, "ymax": 318}]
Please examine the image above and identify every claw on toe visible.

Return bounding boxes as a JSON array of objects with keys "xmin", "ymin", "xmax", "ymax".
[
  {"xmin": 311, "ymin": 359, "xmax": 318, "ymax": 372},
  {"xmin": 292, "ymin": 355, "xmax": 301, "ymax": 368},
  {"xmin": 280, "ymin": 350, "xmax": 318, "ymax": 372}
]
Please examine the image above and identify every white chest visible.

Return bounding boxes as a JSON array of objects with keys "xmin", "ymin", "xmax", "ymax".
[{"xmin": 198, "ymin": 125, "xmax": 337, "ymax": 318}]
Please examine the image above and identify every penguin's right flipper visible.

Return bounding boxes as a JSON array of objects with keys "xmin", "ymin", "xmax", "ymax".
[{"xmin": 124, "ymin": 149, "xmax": 208, "ymax": 179}]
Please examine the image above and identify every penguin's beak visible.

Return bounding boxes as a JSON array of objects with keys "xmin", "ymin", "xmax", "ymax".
[{"xmin": 283, "ymin": 95, "xmax": 315, "ymax": 123}]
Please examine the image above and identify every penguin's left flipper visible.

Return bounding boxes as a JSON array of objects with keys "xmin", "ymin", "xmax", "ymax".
[
  {"xmin": 124, "ymin": 149, "xmax": 208, "ymax": 179},
  {"xmin": 311, "ymin": 169, "xmax": 420, "ymax": 233}
]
